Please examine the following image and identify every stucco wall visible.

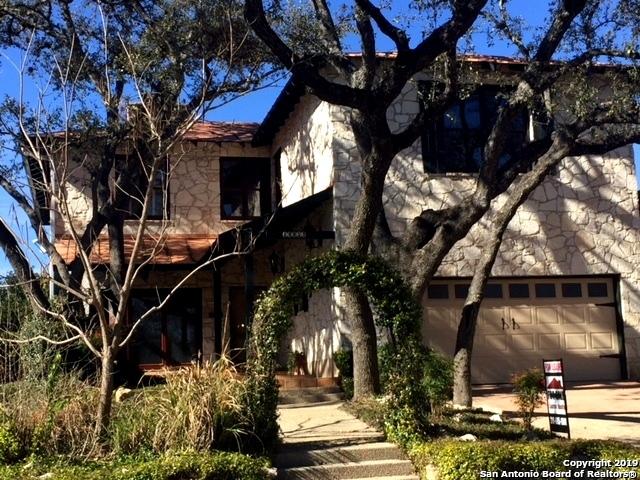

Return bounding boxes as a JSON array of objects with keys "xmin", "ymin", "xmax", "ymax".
[{"xmin": 272, "ymin": 95, "xmax": 335, "ymax": 207}]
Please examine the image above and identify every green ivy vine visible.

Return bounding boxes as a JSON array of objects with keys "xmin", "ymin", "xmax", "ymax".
[{"xmin": 243, "ymin": 250, "xmax": 427, "ymax": 451}]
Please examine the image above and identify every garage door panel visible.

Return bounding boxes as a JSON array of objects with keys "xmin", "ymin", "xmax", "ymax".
[
  {"xmin": 565, "ymin": 333, "xmax": 588, "ymax": 350},
  {"xmin": 510, "ymin": 307, "xmax": 534, "ymax": 326},
  {"xmin": 591, "ymin": 332, "xmax": 615, "ymax": 350},
  {"xmin": 536, "ymin": 307, "xmax": 560, "ymax": 324},
  {"xmin": 478, "ymin": 307, "xmax": 508, "ymax": 331},
  {"xmin": 562, "ymin": 306, "xmax": 586, "ymax": 324},
  {"xmin": 587, "ymin": 305, "xmax": 616, "ymax": 325},
  {"xmin": 538, "ymin": 333, "xmax": 562, "ymax": 350},
  {"xmin": 423, "ymin": 307, "xmax": 456, "ymax": 354},
  {"xmin": 512, "ymin": 334, "xmax": 535, "ymax": 351},
  {"xmin": 477, "ymin": 334, "xmax": 508, "ymax": 353}
]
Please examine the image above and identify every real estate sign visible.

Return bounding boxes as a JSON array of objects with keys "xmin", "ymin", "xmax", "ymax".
[{"xmin": 543, "ymin": 359, "xmax": 571, "ymax": 438}]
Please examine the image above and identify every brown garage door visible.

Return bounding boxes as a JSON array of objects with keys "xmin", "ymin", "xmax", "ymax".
[{"xmin": 422, "ymin": 277, "xmax": 621, "ymax": 384}]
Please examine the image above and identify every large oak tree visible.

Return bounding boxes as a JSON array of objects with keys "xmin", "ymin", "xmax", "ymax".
[{"xmin": 245, "ymin": 0, "xmax": 640, "ymax": 403}]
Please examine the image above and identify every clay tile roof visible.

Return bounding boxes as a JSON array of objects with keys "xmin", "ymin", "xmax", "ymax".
[
  {"xmin": 54, "ymin": 234, "xmax": 217, "ymax": 265},
  {"xmin": 183, "ymin": 121, "xmax": 259, "ymax": 142}
]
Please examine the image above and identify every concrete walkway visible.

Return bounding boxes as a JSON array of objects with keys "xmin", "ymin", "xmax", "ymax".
[
  {"xmin": 276, "ymin": 392, "xmax": 418, "ymax": 479},
  {"xmin": 474, "ymin": 381, "xmax": 640, "ymax": 444},
  {"xmin": 278, "ymin": 402, "xmax": 385, "ymax": 445}
]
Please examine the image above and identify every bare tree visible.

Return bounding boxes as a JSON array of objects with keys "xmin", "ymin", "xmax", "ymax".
[
  {"xmin": 244, "ymin": 0, "xmax": 640, "ymax": 402},
  {"xmin": 0, "ymin": 0, "xmax": 275, "ymax": 433}
]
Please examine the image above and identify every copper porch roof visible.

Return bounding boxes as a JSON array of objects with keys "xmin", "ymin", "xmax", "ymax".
[
  {"xmin": 54, "ymin": 234, "xmax": 216, "ymax": 265},
  {"xmin": 182, "ymin": 121, "xmax": 259, "ymax": 142}
]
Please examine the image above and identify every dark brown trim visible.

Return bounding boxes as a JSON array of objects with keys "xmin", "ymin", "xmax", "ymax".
[
  {"xmin": 611, "ymin": 275, "xmax": 628, "ymax": 379},
  {"xmin": 213, "ymin": 265, "xmax": 223, "ymax": 357},
  {"xmin": 252, "ymin": 76, "xmax": 305, "ymax": 146}
]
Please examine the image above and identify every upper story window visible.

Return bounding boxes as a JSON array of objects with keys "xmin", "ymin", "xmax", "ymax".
[
  {"xmin": 220, "ymin": 157, "xmax": 271, "ymax": 219},
  {"xmin": 421, "ymin": 85, "xmax": 529, "ymax": 174},
  {"xmin": 119, "ymin": 155, "xmax": 170, "ymax": 220}
]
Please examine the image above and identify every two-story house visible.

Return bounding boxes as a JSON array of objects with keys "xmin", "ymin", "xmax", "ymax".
[{"xmin": 37, "ymin": 55, "xmax": 640, "ymax": 384}]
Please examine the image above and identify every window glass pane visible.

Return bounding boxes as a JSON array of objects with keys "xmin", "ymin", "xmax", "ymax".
[
  {"xmin": 484, "ymin": 283, "xmax": 503, "ymax": 298},
  {"xmin": 587, "ymin": 282, "xmax": 608, "ymax": 297},
  {"xmin": 130, "ymin": 296, "xmax": 163, "ymax": 365},
  {"xmin": 427, "ymin": 284, "xmax": 449, "ymax": 299},
  {"xmin": 509, "ymin": 283, "xmax": 530, "ymax": 298},
  {"xmin": 562, "ymin": 283, "xmax": 582, "ymax": 298},
  {"xmin": 166, "ymin": 310, "xmax": 198, "ymax": 364},
  {"xmin": 443, "ymin": 104, "xmax": 462, "ymax": 129},
  {"xmin": 247, "ymin": 189, "xmax": 261, "ymax": 217},
  {"xmin": 150, "ymin": 189, "xmax": 164, "ymax": 217},
  {"xmin": 221, "ymin": 158, "xmax": 270, "ymax": 218},
  {"xmin": 464, "ymin": 97, "xmax": 481, "ymax": 129},
  {"xmin": 535, "ymin": 283, "xmax": 556, "ymax": 298},
  {"xmin": 454, "ymin": 284, "xmax": 470, "ymax": 299},
  {"xmin": 223, "ymin": 192, "xmax": 244, "ymax": 218}
]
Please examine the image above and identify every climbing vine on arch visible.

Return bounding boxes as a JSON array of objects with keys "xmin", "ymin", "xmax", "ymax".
[{"xmin": 242, "ymin": 250, "xmax": 428, "ymax": 451}]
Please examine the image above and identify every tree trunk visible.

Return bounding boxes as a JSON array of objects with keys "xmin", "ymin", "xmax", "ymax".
[
  {"xmin": 344, "ymin": 287, "xmax": 380, "ymax": 398},
  {"xmin": 96, "ymin": 347, "xmax": 115, "ymax": 436},
  {"xmin": 452, "ymin": 303, "xmax": 481, "ymax": 406},
  {"xmin": 0, "ymin": 218, "xmax": 50, "ymax": 312},
  {"xmin": 452, "ymin": 138, "xmax": 571, "ymax": 406}
]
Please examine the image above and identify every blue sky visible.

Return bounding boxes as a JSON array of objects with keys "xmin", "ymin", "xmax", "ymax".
[{"xmin": 0, "ymin": 1, "xmax": 638, "ymax": 275}]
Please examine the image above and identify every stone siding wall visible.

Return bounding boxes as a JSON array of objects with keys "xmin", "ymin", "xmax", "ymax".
[
  {"xmin": 326, "ymin": 79, "xmax": 640, "ymax": 378},
  {"xmin": 54, "ymin": 141, "xmax": 271, "ymax": 238}
]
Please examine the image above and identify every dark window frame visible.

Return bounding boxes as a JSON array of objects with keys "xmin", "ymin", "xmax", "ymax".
[
  {"xmin": 421, "ymin": 84, "xmax": 529, "ymax": 174},
  {"xmin": 119, "ymin": 155, "xmax": 171, "ymax": 221},
  {"xmin": 220, "ymin": 157, "xmax": 271, "ymax": 220}
]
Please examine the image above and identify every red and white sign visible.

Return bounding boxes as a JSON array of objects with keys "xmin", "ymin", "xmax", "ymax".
[{"xmin": 543, "ymin": 359, "xmax": 570, "ymax": 438}]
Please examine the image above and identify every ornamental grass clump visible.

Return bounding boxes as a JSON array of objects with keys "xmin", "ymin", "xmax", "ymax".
[
  {"xmin": 512, "ymin": 367, "xmax": 546, "ymax": 430},
  {"xmin": 111, "ymin": 356, "xmax": 251, "ymax": 455}
]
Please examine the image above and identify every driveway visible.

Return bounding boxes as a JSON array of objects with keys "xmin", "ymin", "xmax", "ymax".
[{"xmin": 473, "ymin": 381, "xmax": 640, "ymax": 444}]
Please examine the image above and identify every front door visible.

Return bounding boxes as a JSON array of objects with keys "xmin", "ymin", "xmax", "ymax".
[{"xmin": 227, "ymin": 287, "xmax": 265, "ymax": 365}]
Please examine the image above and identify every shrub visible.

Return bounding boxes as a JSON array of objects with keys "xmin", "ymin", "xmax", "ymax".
[
  {"xmin": 0, "ymin": 421, "xmax": 20, "ymax": 464},
  {"xmin": 512, "ymin": 368, "xmax": 545, "ymax": 429},
  {"xmin": 344, "ymin": 396, "xmax": 386, "ymax": 431},
  {"xmin": 422, "ymin": 350, "xmax": 453, "ymax": 414},
  {"xmin": 0, "ymin": 450, "xmax": 270, "ymax": 480},
  {"xmin": 0, "ymin": 370, "xmax": 99, "ymax": 459},
  {"xmin": 333, "ymin": 348, "xmax": 354, "ymax": 399},
  {"xmin": 409, "ymin": 439, "xmax": 640, "ymax": 480}
]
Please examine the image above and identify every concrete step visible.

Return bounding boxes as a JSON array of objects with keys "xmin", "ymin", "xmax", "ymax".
[
  {"xmin": 278, "ymin": 386, "xmax": 345, "ymax": 405},
  {"xmin": 276, "ymin": 442, "xmax": 404, "ymax": 468},
  {"xmin": 277, "ymin": 459, "xmax": 415, "ymax": 479}
]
